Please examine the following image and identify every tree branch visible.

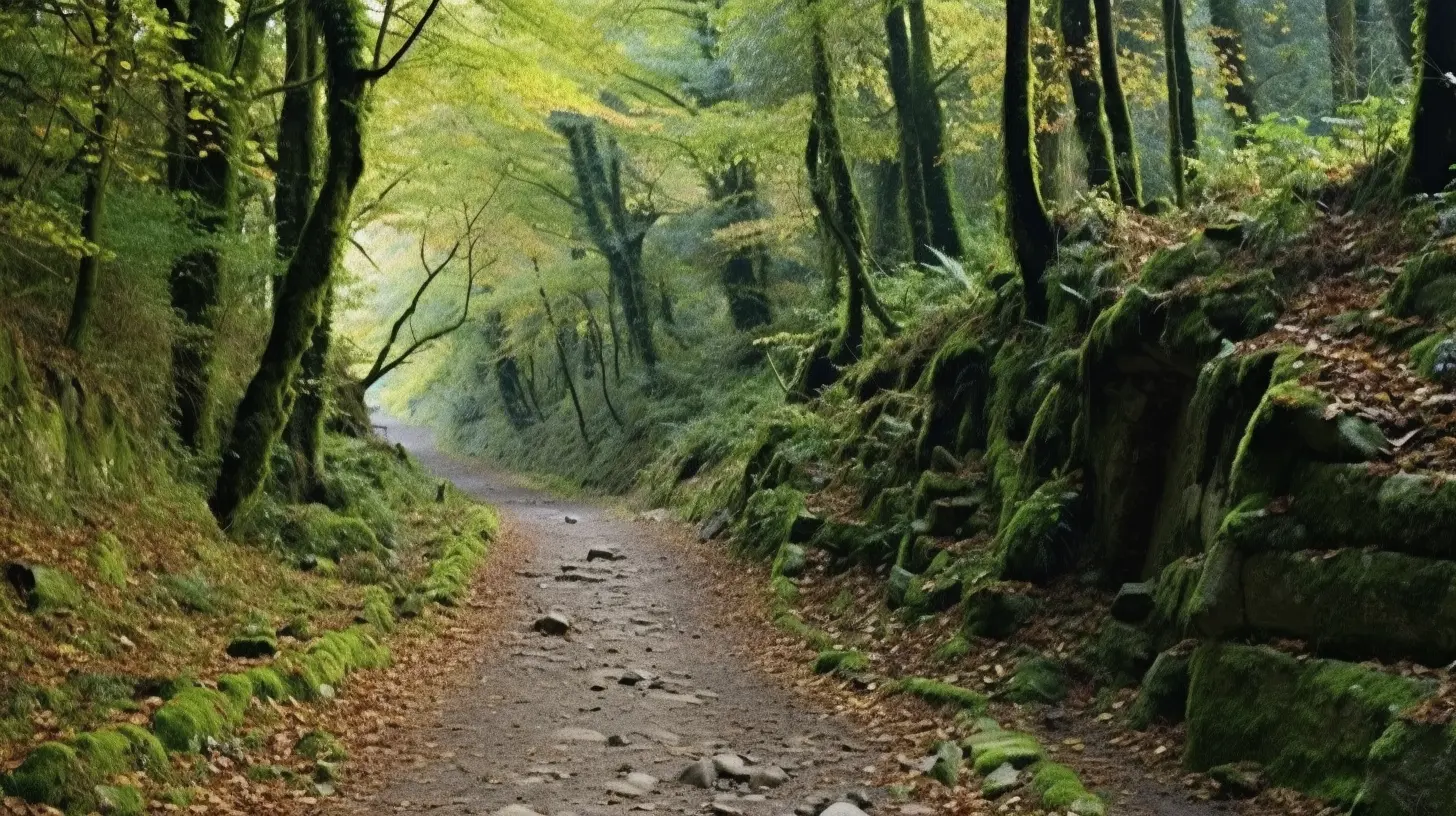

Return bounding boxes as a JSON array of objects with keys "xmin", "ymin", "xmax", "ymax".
[{"xmin": 361, "ymin": 0, "xmax": 442, "ymax": 80}]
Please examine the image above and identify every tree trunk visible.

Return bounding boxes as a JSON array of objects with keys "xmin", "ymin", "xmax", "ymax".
[
  {"xmin": 1161, "ymin": 0, "xmax": 1189, "ymax": 205},
  {"xmin": 168, "ymin": 0, "xmax": 236, "ymax": 452},
  {"xmin": 884, "ymin": 3, "xmax": 935, "ymax": 265},
  {"xmin": 483, "ymin": 311, "xmax": 535, "ymax": 430},
  {"xmin": 1061, "ymin": 0, "xmax": 1119, "ymax": 198},
  {"xmin": 210, "ymin": 0, "xmax": 371, "ymax": 528},
  {"xmin": 538, "ymin": 284, "xmax": 590, "ymax": 448},
  {"xmin": 1326, "ymin": 0, "xmax": 1359, "ymax": 106},
  {"xmin": 1385, "ymin": 0, "xmax": 1416, "ymax": 68},
  {"xmin": 906, "ymin": 0, "xmax": 963, "ymax": 257},
  {"xmin": 1005, "ymin": 0, "xmax": 1057, "ymax": 322},
  {"xmin": 64, "ymin": 0, "xmax": 122, "ymax": 351},
  {"xmin": 708, "ymin": 160, "xmax": 772, "ymax": 330},
  {"xmin": 1034, "ymin": 1, "xmax": 1065, "ymax": 203},
  {"xmin": 274, "ymin": 0, "xmax": 318, "ymax": 262},
  {"xmin": 1354, "ymin": 0, "xmax": 1372, "ymax": 98},
  {"xmin": 805, "ymin": 0, "xmax": 898, "ymax": 363},
  {"xmin": 869, "ymin": 159, "xmax": 908, "ymax": 264},
  {"xmin": 282, "ymin": 289, "xmax": 331, "ymax": 499},
  {"xmin": 551, "ymin": 115, "xmax": 658, "ymax": 366},
  {"xmin": 1172, "ymin": 0, "xmax": 1198, "ymax": 159},
  {"xmin": 1092, "ymin": 0, "xmax": 1142, "ymax": 206},
  {"xmin": 1209, "ymin": 0, "xmax": 1257, "ymax": 140},
  {"xmin": 1403, "ymin": 0, "xmax": 1456, "ymax": 195}
]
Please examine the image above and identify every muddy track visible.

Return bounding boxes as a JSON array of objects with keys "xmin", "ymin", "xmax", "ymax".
[{"xmin": 344, "ymin": 420, "xmax": 1233, "ymax": 816}]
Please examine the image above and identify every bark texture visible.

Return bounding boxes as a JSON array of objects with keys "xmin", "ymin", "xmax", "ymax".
[{"xmin": 1005, "ymin": 0, "xmax": 1057, "ymax": 321}]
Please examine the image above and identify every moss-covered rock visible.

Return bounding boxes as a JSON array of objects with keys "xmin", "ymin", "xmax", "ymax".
[
  {"xmin": 895, "ymin": 677, "xmax": 987, "ymax": 712},
  {"xmin": 1005, "ymin": 656, "xmax": 1067, "ymax": 704},
  {"xmin": 94, "ymin": 784, "xmax": 145, "ymax": 816},
  {"xmin": 811, "ymin": 649, "xmax": 869, "ymax": 676},
  {"xmin": 735, "ymin": 487, "xmax": 805, "ymax": 558},
  {"xmin": 1228, "ymin": 382, "xmax": 1386, "ymax": 503},
  {"xmin": 5, "ymin": 563, "xmax": 84, "ymax": 614},
  {"xmin": 772, "ymin": 542, "xmax": 807, "ymax": 578},
  {"xmin": 926, "ymin": 740, "xmax": 962, "ymax": 786},
  {"xmin": 1384, "ymin": 250, "xmax": 1456, "ymax": 323},
  {"xmin": 226, "ymin": 632, "xmax": 279, "ymax": 659},
  {"xmin": 90, "ymin": 532, "xmax": 128, "ymax": 588},
  {"xmin": 1128, "ymin": 649, "xmax": 1192, "ymax": 729},
  {"xmin": 295, "ymin": 729, "xmax": 347, "ymax": 761},
  {"xmin": 2, "ymin": 742, "xmax": 85, "ymax": 807},
  {"xmin": 1185, "ymin": 643, "xmax": 1430, "ymax": 803},
  {"xmin": 244, "ymin": 667, "xmax": 289, "ymax": 701},
  {"xmin": 1354, "ymin": 719, "xmax": 1456, "ymax": 816},
  {"xmin": 1240, "ymin": 548, "xmax": 1456, "ymax": 665},
  {"xmin": 963, "ymin": 583, "xmax": 1038, "ymax": 639},
  {"xmin": 280, "ymin": 628, "xmax": 391, "ymax": 699},
  {"xmin": 997, "ymin": 478, "xmax": 1079, "ymax": 583},
  {"xmin": 153, "ymin": 686, "xmax": 241, "ymax": 753},
  {"xmin": 1031, "ymin": 761, "xmax": 1105, "ymax": 815},
  {"xmin": 1082, "ymin": 621, "xmax": 1153, "ymax": 689},
  {"xmin": 1289, "ymin": 463, "xmax": 1456, "ymax": 559},
  {"xmin": 964, "ymin": 727, "xmax": 1044, "ymax": 773},
  {"xmin": 281, "ymin": 503, "xmax": 385, "ymax": 561}
]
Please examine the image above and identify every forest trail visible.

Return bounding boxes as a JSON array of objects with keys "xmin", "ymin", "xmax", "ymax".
[
  {"xmin": 349, "ymin": 418, "xmax": 882, "ymax": 816},
  {"xmin": 340, "ymin": 420, "xmax": 1229, "ymax": 816}
]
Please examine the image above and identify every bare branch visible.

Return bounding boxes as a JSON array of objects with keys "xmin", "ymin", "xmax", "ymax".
[{"xmin": 362, "ymin": 0, "xmax": 443, "ymax": 80}]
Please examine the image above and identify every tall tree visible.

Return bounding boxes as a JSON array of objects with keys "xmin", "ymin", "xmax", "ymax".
[
  {"xmin": 805, "ymin": 0, "xmax": 898, "ymax": 363},
  {"xmin": 63, "ymin": 0, "xmax": 123, "ymax": 350},
  {"xmin": 883, "ymin": 1, "xmax": 935, "ymax": 265},
  {"xmin": 164, "ymin": 0, "xmax": 236, "ymax": 452},
  {"xmin": 1005, "ymin": 0, "xmax": 1057, "ymax": 321},
  {"xmin": 1209, "ymin": 0, "xmax": 1257, "ymax": 139},
  {"xmin": 905, "ymin": 0, "xmax": 962, "ymax": 257},
  {"xmin": 210, "ymin": 0, "xmax": 441, "ymax": 527},
  {"xmin": 683, "ymin": 1, "xmax": 773, "ymax": 332},
  {"xmin": 1403, "ymin": 0, "xmax": 1456, "ymax": 196},
  {"xmin": 550, "ymin": 113, "xmax": 659, "ymax": 366},
  {"xmin": 1060, "ymin": 0, "xmax": 1119, "ymax": 197},
  {"xmin": 1160, "ymin": 0, "xmax": 1195, "ymax": 205},
  {"xmin": 1326, "ymin": 0, "xmax": 1359, "ymax": 106},
  {"xmin": 1092, "ymin": 0, "xmax": 1142, "ymax": 205}
]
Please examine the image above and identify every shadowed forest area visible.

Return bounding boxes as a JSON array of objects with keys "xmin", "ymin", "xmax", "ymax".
[{"xmin": 2, "ymin": 0, "xmax": 1456, "ymax": 812}]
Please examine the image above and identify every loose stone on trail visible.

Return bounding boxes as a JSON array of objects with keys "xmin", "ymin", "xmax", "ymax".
[{"xmin": 533, "ymin": 612, "xmax": 572, "ymax": 636}]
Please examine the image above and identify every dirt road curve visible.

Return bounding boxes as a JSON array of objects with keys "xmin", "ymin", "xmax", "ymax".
[{"xmin": 354, "ymin": 420, "xmax": 887, "ymax": 816}]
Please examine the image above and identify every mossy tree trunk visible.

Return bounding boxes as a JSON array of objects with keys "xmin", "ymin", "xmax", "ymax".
[
  {"xmin": 805, "ymin": 0, "xmax": 899, "ymax": 363},
  {"xmin": 884, "ymin": 1, "xmax": 935, "ymax": 266},
  {"xmin": 906, "ymin": 0, "xmax": 963, "ymax": 258},
  {"xmin": 537, "ymin": 280, "xmax": 590, "ymax": 447},
  {"xmin": 1092, "ymin": 0, "xmax": 1142, "ymax": 206},
  {"xmin": 167, "ymin": 0, "xmax": 235, "ymax": 452},
  {"xmin": 276, "ymin": 1, "xmax": 325, "ymax": 495},
  {"xmin": 708, "ymin": 160, "xmax": 773, "ymax": 330},
  {"xmin": 550, "ymin": 114, "xmax": 659, "ymax": 366},
  {"xmin": 1209, "ymin": 0, "xmax": 1257, "ymax": 140},
  {"xmin": 1160, "ymin": 0, "xmax": 1193, "ymax": 205},
  {"xmin": 687, "ymin": 3, "xmax": 773, "ymax": 331},
  {"xmin": 1060, "ymin": 0, "xmax": 1119, "ymax": 198},
  {"xmin": 210, "ymin": 0, "xmax": 377, "ymax": 528},
  {"xmin": 1354, "ymin": 0, "xmax": 1372, "ymax": 97},
  {"xmin": 1403, "ymin": 0, "xmax": 1456, "ymax": 196},
  {"xmin": 64, "ymin": 0, "xmax": 122, "ymax": 351},
  {"xmin": 1325, "ymin": 0, "xmax": 1359, "ymax": 106},
  {"xmin": 1034, "ymin": 1, "xmax": 1066, "ymax": 203},
  {"xmin": 1171, "ymin": 0, "xmax": 1198, "ymax": 160},
  {"xmin": 869, "ymin": 159, "xmax": 908, "ymax": 263},
  {"xmin": 1005, "ymin": 0, "xmax": 1057, "ymax": 322},
  {"xmin": 482, "ymin": 311, "xmax": 535, "ymax": 430}
]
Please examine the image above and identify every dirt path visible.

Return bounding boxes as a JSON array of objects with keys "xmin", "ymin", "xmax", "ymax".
[{"xmin": 349, "ymin": 420, "xmax": 884, "ymax": 816}]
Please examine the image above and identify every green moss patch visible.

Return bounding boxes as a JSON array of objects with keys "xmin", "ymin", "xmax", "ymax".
[
  {"xmin": 1031, "ymin": 761, "xmax": 1105, "ymax": 815},
  {"xmin": 1290, "ymin": 464, "xmax": 1456, "ymax": 559},
  {"xmin": 735, "ymin": 487, "xmax": 805, "ymax": 558},
  {"xmin": 153, "ymin": 687, "xmax": 241, "ymax": 753},
  {"xmin": 90, "ymin": 532, "xmax": 128, "ymax": 588},
  {"xmin": 811, "ymin": 649, "xmax": 869, "ymax": 676},
  {"xmin": 1356, "ymin": 719, "xmax": 1456, "ymax": 815},
  {"xmin": 1185, "ymin": 642, "xmax": 1430, "ymax": 803},
  {"xmin": 964, "ymin": 727, "xmax": 1044, "ymax": 774},
  {"xmin": 1240, "ymin": 549, "xmax": 1456, "ymax": 665},
  {"xmin": 894, "ymin": 677, "xmax": 987, "ymax": 713},
  {"xmin": 1005, "ymin": 656, "xmax": 1068, "ymax": 704}
]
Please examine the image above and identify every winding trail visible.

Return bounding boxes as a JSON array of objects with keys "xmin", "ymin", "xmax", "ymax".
[
  {"xmin": 357, "ymin": 420, "xmax": 883, "ymax": 816},
  {"xmin": 344, "ymin": 420, "xmax": 1231, "ymax": 816}
]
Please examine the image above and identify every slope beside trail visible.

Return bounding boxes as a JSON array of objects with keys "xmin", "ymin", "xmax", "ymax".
[{"xmin": 339, "ymin": 420, "xmax": 1232, "ymax": 816}]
